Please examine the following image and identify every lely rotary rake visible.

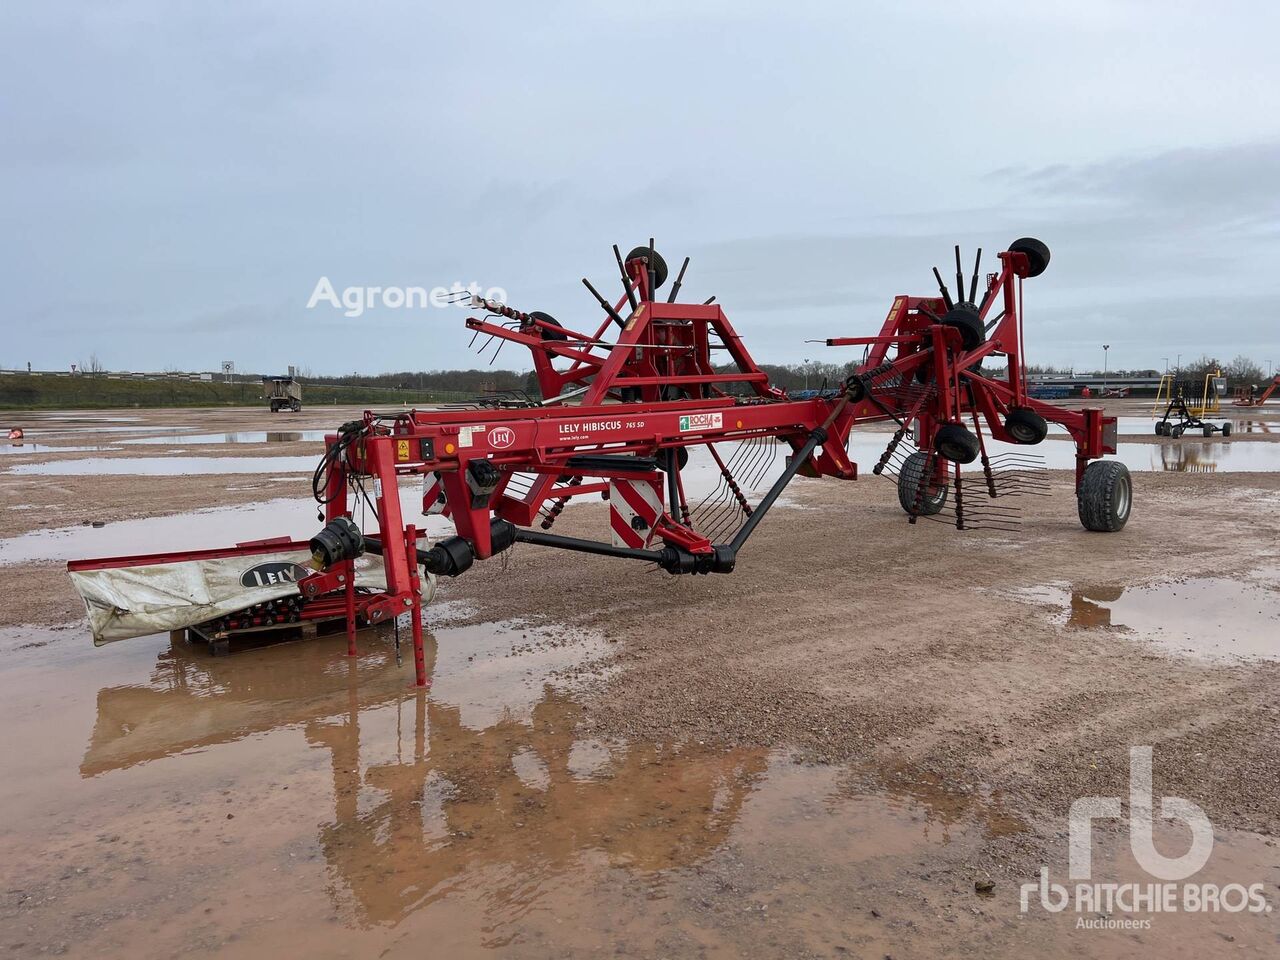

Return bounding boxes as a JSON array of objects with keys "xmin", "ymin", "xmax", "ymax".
[{"xmin": 69, "ymin": 238, "xmax": 1131, "ymax": 684}]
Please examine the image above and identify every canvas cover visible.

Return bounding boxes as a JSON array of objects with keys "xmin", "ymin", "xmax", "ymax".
[{"xmin": 70, "ymin": 548, "xmax": 434, "ymax": 645}]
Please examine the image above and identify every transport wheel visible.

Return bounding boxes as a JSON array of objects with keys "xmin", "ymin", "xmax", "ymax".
[
  {"xmin": 1203, "ymin": 425, "xmax": 1213, "ymax": 437},
  {"xmin": 1005, "ymin": 406, "xmax": 1049, "ymax": 444},
  {"xmin": 655, "ymin": 447, "xmax": 689, "ymax": 470},
  {"xmin": 625, "ymin": 246, "xmax": 668, "ymax": 289},
  {"xmin": 1222, "ymin": 422, "xmax": 1232, "ymax": 437},
  {"xmin": 942, "ymin": 303, "xmax": 985, "ymax": 351},
  {"xmin": 934, "ymin": 423, "xmax": 980, "ymax": 464},
  {"xmin": 1008, "ymin": 237, "xmax": 1050, "ymax": 277},
  {"xmin": 1077, "ymin": 460, "xmax": 1132, "ymax": 532},
  {"xmin": 1154, "ymin": 423, "xmax": 1164, "ymax": 436},
  {"xmin": 1170, "ymin": 425, "xmax": 1183, "ymax": 438},
  {"xmin": 291, "ymin": 401, "xmax": 301, "ymax": 413},
  {"xmin": 270, "ymin": 400, "xmax": 279, "ymax": 413},
  {"xmin": 529, "ymin": 310, "xmax": 568, "ymax": 342},
  {"xmin": 897, "ymin": 451, "xmax": 948, "ymax": 517}
]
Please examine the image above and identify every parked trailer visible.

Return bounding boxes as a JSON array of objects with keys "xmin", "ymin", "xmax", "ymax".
[{"xmin": 263, "ymin": 376, "xmax": 302, "ymax": 412}]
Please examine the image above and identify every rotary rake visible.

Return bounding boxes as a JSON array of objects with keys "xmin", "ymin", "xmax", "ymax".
[{"xmin": 70, "ymin": 237, "xmax": 1131, "ymax": 682}]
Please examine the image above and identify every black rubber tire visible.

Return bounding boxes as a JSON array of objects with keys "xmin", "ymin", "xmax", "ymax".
[
  {"xmin": 1171, "ymin": 425, "xmax": 1183, "ymax": 438},
  {"xmin": 528, "ymin": 310, "xmax": 567, "ymax": 342},
  {"xmin": 942, "ymin": 303, "xmax": 985, "ymax": 351},
  {"xmin": 845, "ymin": 377, "xmax": 866, "ymax": 402},
  {"xmin": 934, "ymin": 423, "xmax": 980, "ymax": 464},
  {"xmin": 1077, "ymin": 460, "xmax": 1132, "ymax": 532},
  {"xmin": 291, "ymin": 401, "xmax": 301, "ymax": 413},
  {"xmin": 1222, "ymin": 422, "xmax": 1232, "ymax": 437},
  {"xmin": 897, "ymin": 451, "xmax": 948, "ymax": 517},
  {"xmin": 655, "ymin": 447, "xmax": 689, "ymax": 471},
  {"xmin": 269, "ymin": 400, "xmax": 279, "ymax": 413},
  {"xmin": 1009, "ymin": 238, "xmax": 1050, "ymax": 278},
  {"xmin": 625, "ymin": 246, "xmax": 668, "ymax": 289},
  {"xmin": 1005, "ymin": 406, "xmax": 1049, "ymax": 445},
  {"xmin": 1203, "ymin": 425, "xmax": 1213, "ymax": 437},
  {"xmin": 1154, "ymin": 423, "xmax": 1165, "ymax": 436}
]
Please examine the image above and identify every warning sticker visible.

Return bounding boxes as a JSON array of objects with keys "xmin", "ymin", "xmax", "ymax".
[
  {"xmin": 395, "ymin": 439, "xmax": 411, "ymax": 461},
  {"xmin": 457, "ymin": 425, "xmax": 485, "ymax": 448},
  {"xmin": 678, "ymin": 412, "xmax": 723, "ymax": 432}
]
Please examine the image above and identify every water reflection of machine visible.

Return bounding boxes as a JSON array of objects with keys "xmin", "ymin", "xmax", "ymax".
[
  {"xmin": 81, "ymin": 628, "xmax": 769, "ymax": 929},
  {"xmin": 311, "ymin": 691, "xmax": 767, "ymax": 926},
  {"xmin": 1156, "ymin": 442, "xmax": 1221, "ymax": 473}
]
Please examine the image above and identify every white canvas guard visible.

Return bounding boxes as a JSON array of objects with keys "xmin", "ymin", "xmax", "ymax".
[{"xmin": 70, "ymin": 549, "xmax": 435, "ymax": 645}]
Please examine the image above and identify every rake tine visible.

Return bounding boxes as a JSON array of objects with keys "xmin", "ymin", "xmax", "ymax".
[{"xmin": 955, "ymin": 245, "xmax": 965, "ymax": 308}]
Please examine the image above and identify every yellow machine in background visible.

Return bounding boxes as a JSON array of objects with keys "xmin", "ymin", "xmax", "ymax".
[{"xmin": 1151, "ymin": 370, "xmax": 1226, "ymax": 418}]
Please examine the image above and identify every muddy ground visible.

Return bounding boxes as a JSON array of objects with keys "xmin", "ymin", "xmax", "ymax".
[{"xmin": 0, "ymin": 402, "xmax": 1278, "ymax": 958}]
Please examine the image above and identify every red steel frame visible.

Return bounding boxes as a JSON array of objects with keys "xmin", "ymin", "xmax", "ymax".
[
  {"xmin": 292, "ymin": 244, "xmax": 1116, "ymax": 686},
  {"xmin": 69, "ymin": 242, "xmax": 1118, "ymax": 686}
]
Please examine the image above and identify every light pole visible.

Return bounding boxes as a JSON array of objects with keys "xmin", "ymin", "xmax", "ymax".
[
  {"xmin": 803, "ymin": 358, "xmax": 811, "ymax": 390},
  {"xmin": 1162, "ymin": 357, "xmax": 1169, "ymax": 374},
  {"xmin": 1103, "ymin": 344, "xmax": 1110, "ymax": 393}
]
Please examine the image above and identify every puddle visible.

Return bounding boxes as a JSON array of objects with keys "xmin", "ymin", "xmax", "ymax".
[
  {"xmin": 6, "ymin": 455, "xmax": 321, "ymax": 476},
  {"xmin": 1047, "ymin": 416, "xmax": 1277, "ymax": 437},
  {"xmin": 1012, "ymin": 570, "xmax": 1280, "ymax": 662},
  {"xmin": 20, "ymin": 424, "xmax": 190, "ymax": 435},
  {"xmin": 842, "ymin": 434, "xmax": 1280, "ymax": 473},
  {"xmin": 0, "ymin": 443, "xmax": 122, "ymax": 455},
  {"xmin": 120, "ymin": 430, "xmax": 331, "ymax": 445},
  {"xmin": 0, "ymin": 612, "xmax": 1043, "ymax": 959},
  {"xmin": 0, "ymin": 490, "xmax": 452, "ymax": 566}
]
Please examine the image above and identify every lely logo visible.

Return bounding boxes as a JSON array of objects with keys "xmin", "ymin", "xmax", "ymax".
[
  {"xmin": 240, "ymin": 561, "xmax": 310, "ymax": 588},
  {"xmin": 1021, "ymin": 746, "xmax": 1271, "ymax": 929},
  {"xmin": 487, "ymin": 426, "xmax": 515, "ymax": 449}
]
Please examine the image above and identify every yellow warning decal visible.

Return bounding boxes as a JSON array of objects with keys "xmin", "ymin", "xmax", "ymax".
[
  {"xmin": 884, "ymin": 296, "xmax": 906, "ymax": 327},
  {"xmin": 396, "ymin": 439, "xmax": 411, "ymax": 462}
]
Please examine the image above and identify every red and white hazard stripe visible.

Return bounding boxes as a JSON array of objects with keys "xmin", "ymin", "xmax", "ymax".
[{"xmin": 609, "ymin": 477, "xmax": 662, "ymax": 549}]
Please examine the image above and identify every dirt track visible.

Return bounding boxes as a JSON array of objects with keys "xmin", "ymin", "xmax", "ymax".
[{"xmin": 1, "ymin": 403, "xmax": 1278, "ymax": 958}]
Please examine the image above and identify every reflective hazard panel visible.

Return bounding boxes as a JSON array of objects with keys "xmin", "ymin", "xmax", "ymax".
[{"xmin": 608, "ymin": 477, "xmax": 663, "ymax": 549}]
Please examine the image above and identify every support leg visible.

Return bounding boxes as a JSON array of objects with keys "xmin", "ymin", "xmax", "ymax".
[{"xmin": 344, "ymin": 557, "xmax": 357, "ymax": 657}]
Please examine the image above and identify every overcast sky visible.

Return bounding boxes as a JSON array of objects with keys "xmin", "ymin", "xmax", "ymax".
[{"xmin": 3, "ymin": 1, "xmax": 1278, "ymax": 376}]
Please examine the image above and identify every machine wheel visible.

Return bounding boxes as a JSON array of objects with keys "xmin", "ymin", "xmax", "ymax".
[
  {"xmin": 1170, "ymin": 425, "xmax": 1183, "ymax": 438},
  {"xmin": 934, "ymin": 423, "xmax": 980, "ymax": 464},
  {"xmin": 1009, "ymin": 237, "xmax": 1050, "ymax": 278},
  {"xmin": 942, "ymin": 303, "xmax": 985, "ymax": 351},
  {"xmin": 897, "ymin": 451, "xmax": 948, "ymax": 517},
  {"xmin": 291, "ymin": 400, "xmax": 302, "ymax": 413},
  {"xmin": 1203, "ymin": 425, "xmax": 1213, "ymax": 437},
  {"xmin": 529, "ymin": 310, "xmax": 568, "ymax": 342},
  {"xmin": 1154, "ymin": 422, "xmax": 1165, "ymax": 436},
  {"xmin": 1077, "ymin": 460, "xmax": 1132, "ymax": 532},
  {"xmin": 655, "ymin": 447, "xmax": 689, "ymax": 471},
  {"xmin": 1222, "ymin": 422, "xmax": 1232, "ymax": 437},
  {"xmin": 1005, "ymin": 407, "xmax": 1049, "ymax": 445},
  {"xmin": 269, "ymin": 400, "xmax": 279, "ymax": 413},
  {"xmin": 625, "ymin": 246, "xmax": 668, "ymax": 289}
]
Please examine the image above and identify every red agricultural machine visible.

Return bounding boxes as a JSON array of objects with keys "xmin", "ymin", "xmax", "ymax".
[{"xmin": 70, "ymin": 238, "xmax": 1131, "ymax": 684}]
